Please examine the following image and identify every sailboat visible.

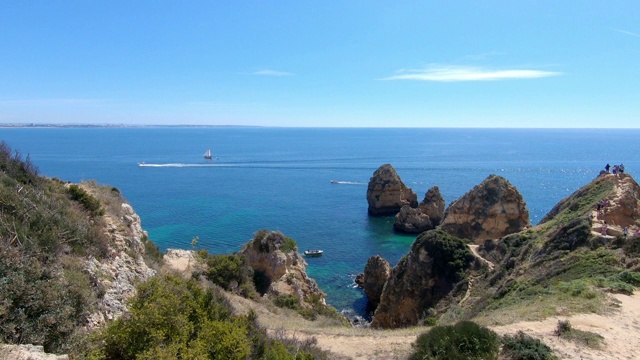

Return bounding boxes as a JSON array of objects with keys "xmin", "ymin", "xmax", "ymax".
[{"xmin": 204, "ymin": 149, "xmax": 213, "ymax": 160}]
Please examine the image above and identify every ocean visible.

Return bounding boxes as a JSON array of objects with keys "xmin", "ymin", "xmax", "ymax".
[{"xmin": 2, "ymin": 127, "xmax": 639, "ymax": 316}]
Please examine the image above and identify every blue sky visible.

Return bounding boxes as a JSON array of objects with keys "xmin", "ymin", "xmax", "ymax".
[{"xmin": 1, "ymin": 1, "xmax": 638, "ymax": 127}]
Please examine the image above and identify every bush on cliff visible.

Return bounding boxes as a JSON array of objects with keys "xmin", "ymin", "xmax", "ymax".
[
  {"xmin": 0, "ymin": 143, "xmax": 112, "ymax": 353},
  {"xmin": 196, "ymin": 251, "xmax": 259, "ymax": 299},
  {"xmin": 68, "ymin": 184, "xmax": 104, "ymax": 217},
  {"xmin": 410, "ymin": 321, "xmax": 500, "ymax": 360},
  {"xmin": 83, "ymin": 274, "xmax": 330, "ymax": 360},
  {"xmin": 251, "ymin": 229, "xmax": 298, "ymax": 254},
  {"xmin": 418, "ymin": 230, "xmax": 475, "ymax": 283},
  {"xmin": 501, "ymin": 331, "xmax": 558, "ymax": 360}
]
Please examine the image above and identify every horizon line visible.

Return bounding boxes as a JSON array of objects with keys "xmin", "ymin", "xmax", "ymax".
[{"xmin": 1, "ymin": 123, "xmax": 640, "ymax": 130}]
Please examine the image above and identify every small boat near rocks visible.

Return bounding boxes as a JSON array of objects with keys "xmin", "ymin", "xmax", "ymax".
[{"xmin": 304, "ymin": 249, "xmax": 323, "ymax": 257}]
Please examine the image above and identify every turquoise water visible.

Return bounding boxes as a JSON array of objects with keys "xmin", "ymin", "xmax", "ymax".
[{"xmin": 2, "ymin": 127, "xmax": 639, "ymax": 314}]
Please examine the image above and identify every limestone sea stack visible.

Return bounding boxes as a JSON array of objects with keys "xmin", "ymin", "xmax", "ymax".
[
  {"xmin": 439, "ymin": 175, "xmax": 530, "ymax": 243},
  {"xmin": 419, "ymin": 186, "xmax": 445, "ymax": 226},
  {"xmin": 371, "ymin": 230, "xmax": 474, "ymax": 328},
  {"xmin": 361, "ymin": 255, "xmax": 391, "ymax": 307},
  {"xmin": 367, "ymin": 164, "xmax": 418, "ymax": 215},
  {"xmin": 394, "ymin": 186, "xmax": 446, "ymax": 233}
]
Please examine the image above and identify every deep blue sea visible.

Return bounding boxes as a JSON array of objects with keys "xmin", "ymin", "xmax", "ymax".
[{"xmin": 2, "ymin": 127, "xmax": 639, "ymax": 315}]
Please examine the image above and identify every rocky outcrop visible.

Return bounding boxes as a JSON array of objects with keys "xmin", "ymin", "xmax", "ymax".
[
  {"xmin": 543, "ymin": 173, "xmax": 640, "ymax": 229},
  {"xmin": 361, "ymin": 255, "xmax": 391, "ymax": 307},
  {"xmin": 240, "ymin": 230, "xmax": 326, "ymax": 309},
  {"xmin": 367, "ymin": 164, "xmax": 418, "ymax": 215},
  {"xmin": 163, "ymin": 248, "xmax": 198, "ymax": 275},
  {"xmin": 419, "ymin": 186, "xmax": 445, "ymax": 226},
  {"xmin": 80, "ymin": 184, "xmax": 156, "ymax": 328},
  {"xmin": 371, "ymin": 230, "xmax": 474, "ymax": 328},
  {"xmin": 439, "ymin": 175, "xmax": 530, "ymax": 243},
  {"xmin": 394, "ymin": 186, "xmax": 445, "ymax": 234},
  {"xmin": 0, "ymin": 344, "xmax": 68, "ymax": 360},
  {"xmin": 394, "ymin": 205, "xmax": 434, "ymax": 233}
]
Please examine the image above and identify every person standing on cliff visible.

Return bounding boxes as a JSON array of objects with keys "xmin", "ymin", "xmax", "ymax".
[{"xmin": 605, "ymin": 163, "xmax": 610, "ymax": 173}]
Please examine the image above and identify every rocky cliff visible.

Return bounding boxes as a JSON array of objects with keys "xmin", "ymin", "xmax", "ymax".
[
  {"xmin": 360, "ymin": 255, "xmax": 391, "ymax": 307},
  {"xmin": 80, "ymin": 184, "xmax": 156, "ymax": 328},
  {"xmin": 394, "ymin": 186, "xmax": 445, "ymax": 234},
  {"xmin": 240, "ymin": 230, "xmax": 326, "ymax": 309},
  {"xmin": 542, "ymin": 173, "xmax": 640, "ymax": 230},
  {"xmin": 394, "ymin": 205, "xmax": 433, "ymax": 233},
  {"xmin": 367, "ymin": 164, "xmax": 418, "ymax": 215},
  {"xmin": 419, "ymin": 186, "xmax": 445, "ymax": 225},
  {"xmin": 371, "ymin": 230, "xmax": 475, "ymax": 328},
  {"xmin": 439, "ymin": 175, "xmax": 530, "ymax": 243}
]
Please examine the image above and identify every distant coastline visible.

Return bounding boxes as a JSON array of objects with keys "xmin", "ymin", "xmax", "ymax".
[{"xmin": 0, "ymin": 123, "xmax": 263, "ymax": 128}]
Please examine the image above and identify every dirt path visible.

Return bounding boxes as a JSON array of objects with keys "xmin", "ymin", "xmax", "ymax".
[
  {"xmin": 492, "ymin": 292, "xmax": 640, "ymax": 360},
  {"xmin": 295, "ymin": 292, "xmax": 640, "ymax": 360},
  {"xmin": 468, "ymin": 244, "xmax": 495, "ymax": 271}
]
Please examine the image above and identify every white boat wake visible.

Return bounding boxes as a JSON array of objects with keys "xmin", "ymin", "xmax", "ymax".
[
  {"xmin": 330, "ymin": 180, "xmax": 366, "ymax": 185},
  {"xmin": 137, "ymin": 163, "xmax": 231, "ymax": 167}
]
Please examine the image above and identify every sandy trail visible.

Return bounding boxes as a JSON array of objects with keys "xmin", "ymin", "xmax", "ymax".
[
  {"xmin": 280, "ymin": 292, "xmax": 640, "ymax": 360},
  {"xmin": 492, "ymin": 292, "xmax": 640, "ymax": 360}
]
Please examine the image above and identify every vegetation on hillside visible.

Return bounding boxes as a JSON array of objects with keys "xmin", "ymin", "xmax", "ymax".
[
  {"xmin": 462, "ymin": 175, "xmax": 640, "ymax": 325},
  {"xmin": 0, "ymin": 142, "xmax": 161, "ymax": 353},
  {"xmin": 410, "ymin": 321, "xmax": 501, "ymax": 360},
  {"xmin": 411, "ymin": 321, "xmax": 559, "ymax": 360},
  {"xmin": 196, "ymin": 250, "xmax": 260, "ymax": 299},
  {"xmin": 79, "ymin": 274, "xmax": 332, "ymax": 360}
]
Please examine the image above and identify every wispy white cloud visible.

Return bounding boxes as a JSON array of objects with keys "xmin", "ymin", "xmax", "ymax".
[
  {"xmin": 251, "ymin": 69, "xmax": 294, "ymax": 77},
  {"xmin": 381, "ymin": 65, "xmax": 561, "ymax": 82},
  {"xmin": 613, "ymin": 28, "xmax": 640, "ymax": 38}
]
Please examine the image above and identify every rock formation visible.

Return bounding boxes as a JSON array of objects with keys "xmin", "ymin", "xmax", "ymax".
[
  {"xmin": 367, "ymin": 164, "xmax": 418, "ymax": 215},
  {"xmin": 0, "ymin": 344, "xmax": 68, "ymax": 360},
  {"xmin": 394, "ymin": 205, "xmax": 433, "ymax": 233},
  {"xmin": 81, "ymin": 184, "xmax": 156, "ymax": 328},
  {"xmin": 371, "ymin": 230, "xmax": 474, "ymax": 328},
  {"xmin": 419, "ymin": 186, "xmax": 445, "ymax": 226},
  {"xmin": 540, "ymin": 173, "xmax": 640, "ymax": 239},
  {"xmin": 361, "ymin": 255, "xmax": 391, "ymax": 307},
  {"xmin": 240, "ymin": 230, "xmax": 326, "ymax": 309},
  {"xmin": 394, "ymin": 186, "xmax": 446, "ymax": 234},
  {"xmin": 439, "ymin": 175, "xmax": 530, "ymax": 243}
]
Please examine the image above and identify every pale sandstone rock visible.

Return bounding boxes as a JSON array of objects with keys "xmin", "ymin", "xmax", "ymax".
[
  {"xmin": 240, "ymin": 231, "xmax": 326, "ymax": 309},
  {"xmin": 367, "ymin": 164, "xmax": 418, "ymax": 215},
  {"xmin": 440, "ymin": 175, "xmax": 530, "ymax": 243}
]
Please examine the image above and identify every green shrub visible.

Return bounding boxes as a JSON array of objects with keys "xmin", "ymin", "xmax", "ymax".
[
  {"xmin": 416, "ymin": 230, "xmax": 475, "ymax": 283},
  {"xmin": 553, "ymin": 320, "xmax": 603, "ymax": 349},
  {"xmin": 204, "ymin": 253, "xmax": 252, "ymax": 290},
  {"xmin": 557, "ymin": 279, "xmax": 598, "ymax": 299},
  {"xmin": 280, "ymin": 236, "xmax": 297, "ymax": 253},
  {"xmin": 619, "ymin": 270, "xmax": 640, "ymax": 286},
  {"xmin": 81, "ymin": 275, "xmax": 331, "ymax": 360},
  {"xmin": 93, "ymin": 275, "xmax": 251, "ymax": 360},
  {"xmin": 0, "ymin": 246, "xmax": 90, "ymax": 352},
  {"xmin": 141, "ymin": 235, "xmax": 164, "ymax": 267},
  {"xmin": 0, "ymin": 141, "xmax": 39, "ymax": 185},
  {"xmin": 274, "ymin": 295, "xmax": 300, "ymax": 310},
  {"xmin": 68, "ymin": 184, "xmax": 104, "ymax": 216},
  {"xmin": 623, "ymin": 236, "xmax": 640, "ymax": 256},
  {"xmin": 251, "ymin": 229, "xmax": 298, "ymax": 254},
  {"xmin": 593, "ymin": 276, "xmax": 634, "ymax": 295},
  {"xmin": 410, "ymin": 321, "xmax": 500, "ymax": 360},
  {"xmin": 501, "ymin": 331, "xmax": 557, "ymax": 360},
  {"xmin": 554, "ymin": 320, "xmax": 571, "ymax": 336}
]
